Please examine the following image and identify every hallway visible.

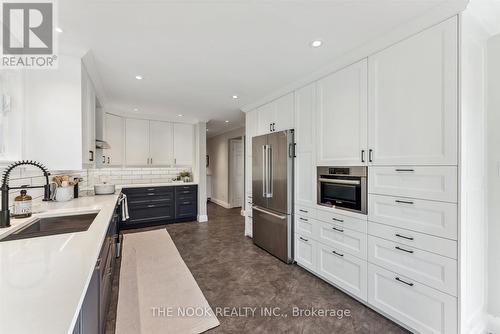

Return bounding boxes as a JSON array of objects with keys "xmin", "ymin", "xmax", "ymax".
[{"xmin": 165, "ymin": 203, "xmax": 408, "ymax": 333}]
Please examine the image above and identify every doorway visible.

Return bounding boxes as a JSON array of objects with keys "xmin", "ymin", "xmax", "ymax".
[{"xmin": 229, "ymin": 137, "xmax": 244, "ymax": 208}]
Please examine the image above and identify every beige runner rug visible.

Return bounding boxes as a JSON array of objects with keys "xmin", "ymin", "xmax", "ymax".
[{"xmin": 116, "ymin": 229, "xmax": 220, "ymax": 334}]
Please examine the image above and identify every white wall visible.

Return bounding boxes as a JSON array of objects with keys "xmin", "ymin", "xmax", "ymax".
[
  {"xmin": 460, "ymin": 8, "xmax": 490, "ymax": 334},
  {"xmin": 0, "ymin": 71, "xmax": 24, "ymax": 163},
  {"xmin": 195, "ymin": 122, "xmax": 208, "ymax": 222},
  {"xmin": 487, "ymin": 33, "xmax": 500, "ymax": 326},
  {"xmin": 206, "ymin": 127, "xmax": 245, "ymax": 208}
]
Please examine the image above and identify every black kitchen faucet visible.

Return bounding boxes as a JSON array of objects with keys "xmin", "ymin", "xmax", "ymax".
[{"xmin": 0, "ymin": 160, "xmax": 51, "ymax": 228}]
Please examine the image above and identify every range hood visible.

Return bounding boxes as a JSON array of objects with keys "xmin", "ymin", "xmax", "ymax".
[{"xmin": 95, "ymin": 139, "xmax": 111, "ymax": 149}]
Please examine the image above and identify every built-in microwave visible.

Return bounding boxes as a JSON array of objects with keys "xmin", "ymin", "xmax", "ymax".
[{"xmin": 317, "ymin": 166, "xmax": 367, "ymax": 215}]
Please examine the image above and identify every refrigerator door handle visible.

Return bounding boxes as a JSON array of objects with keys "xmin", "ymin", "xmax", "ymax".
[
  {"xmin": 262, "ymin": 145, "xmax": 267, "ymax": 198},
  {"xmin": 267, "ymin": 145, "xmax": 273, "ymax": 198},
  {"xmin": 252, "ymin": 206, "xmax": 287, "ymax": 220}
]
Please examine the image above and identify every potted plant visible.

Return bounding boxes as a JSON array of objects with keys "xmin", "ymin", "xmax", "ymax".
[{"xmin": 179, "ymin": 171, "xmax": 192, "ymax": 183}]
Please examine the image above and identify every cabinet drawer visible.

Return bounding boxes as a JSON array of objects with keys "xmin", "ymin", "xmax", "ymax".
[
  {"xmin": 368, "ymin": 264, "xmax": 457, "ymax": 334},
  {"xmin": 316, "ymin": 209, "xmax": 367, "ymax": 234},
  {"xmin": 317, "ymin": 221, "xmax": 367, "ymax": 260},
  {"xmin": 368, "ymin": 236, "xmax": 457, "ymax": 295},
  {"xmin": 368, "ymin": 194, "xmax": 457, "ymax": 239},
  {"xmin": 127, "ymin": 204, "xmax": 175, "ymax": 223},
  {"xmin": 175, "ymin": 202, "xmax": 197, "ymax": 219},
  {"xmin": 128, "ymin": 195, "xmax": 174, "ymax": 206},
  {"xmin": 316, "ymin": 242, "xmax": 367, "ymax": 301},
  {"xmin": 295, "ymin": 215, "xmax": 317, "ymax": 239},
  {"xmin": 295, "ymin": 205, "xmax": 316, "ymax": 219},
  {"xmin": 295, "ymin": 233, "xmax": 316, "ymax": 272},
  {"xmin": 175, "ymin": 185, "xmax": 197, "ymax": 194},
  {"xmin": 124, "ymin": 187, "xmax": 174, "ymax": 196},
  {"xmin": 368, "ymin": 221, "xmax": 457, "ymax": 259},
  {"xmin": 369, "ymin": 166, "xmax": 457, "ymax": 203}
]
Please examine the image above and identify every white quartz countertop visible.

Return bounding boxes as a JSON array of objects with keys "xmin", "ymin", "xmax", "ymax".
[
  {"xmin": 117, "ymin": 182, "xmax": 198, "ymax": 189},
  {"xmin": 0, "ymin": 194, "xmax": 121, "ymax": 334}
]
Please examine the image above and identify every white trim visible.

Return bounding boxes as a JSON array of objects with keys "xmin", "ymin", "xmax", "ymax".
[
  {"xmin": 197, "ymin": 214, "xmax": 208, "ymax": 223},
  {"xmin": 209, "ymin": 198, "xmax": 232, "ymax": 209},
  {"xmin": 240, "ymin": 1, "xmax": 468, "ymax": 113}
]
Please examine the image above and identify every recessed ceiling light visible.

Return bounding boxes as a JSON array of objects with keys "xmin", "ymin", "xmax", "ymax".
[
  {"xmin": 310, "ymin": 40, "xmax": 323, "ymax": 48},
  {"xmin": 225, "ymin": 120, "xmax": 229, "ymax": 123},
  {"xmin": 55, "ymin": 27, "xmax": 63, "ymax": 33},
  {"xmin": 232, "ymin": 95, "xmax": 239, "ymax": 99},
  {"xmin": 135, "ymin": 75, "xmax": 143, "ymax": 80},
  {"xmin": 133, "ymin": 108, "xmax": 139, "ymax": 112},
  {"xmin": 177, "ymin": 114, "xmax": 184, "ymax": 117}
]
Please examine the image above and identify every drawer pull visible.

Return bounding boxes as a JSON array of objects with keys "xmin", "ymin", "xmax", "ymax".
[
  {"xmin": 183, "ymin": 201, "xmax": 191, "ymax": 205},
  {"xmin": 332, "ymin": 227, "xmax": 344, "ymax": 233},
  {"xmin": 147, "ymin": 193, "xmax": 156, "ymax": 196},
  {"xmin": 395, "ymin": 169, "xmax": 415, "ymax": 172},
  {"xmin": 332, "ymin": 250, "xmax": 344, "ymax": 257},
  {"xmin": 395, "ymin": 233, "xmax": 414, "ymax": 241},
  {"xmin": 299, "ymin": 209, "xmax": 308, "ymax": 213},
  {"xmin": 147, "ymin": 204, "xmax": 156, "ymax": 208},
  {"xmin": 395, "ymin": 200, "xmax": 414, "ymax": 205},
  {"xmin": 332, "ymin": 217, "xmax": 344, "ymax": 223},
  {"xmin": 147, "ymin": 188, "xmax": 155, "ymax": 191},
  {"xmin": 395, "ymin": 277, "xmax": 414, "ymax": 287},
  {"xmin": 395, "ymin": 246, "xmax": 414, "ymax": 254},
  {"xmin": 299, "ymin": 237, "xmax": 309, "ymax": 242},
  {"xmin": 299, "ymin": 217, "xmax": 309, "ymax": 222}
]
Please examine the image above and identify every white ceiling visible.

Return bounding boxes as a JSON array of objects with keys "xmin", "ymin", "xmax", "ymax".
[{"xmin": 59, "ymin": 0, "xmax": 460, "ymax": 137}]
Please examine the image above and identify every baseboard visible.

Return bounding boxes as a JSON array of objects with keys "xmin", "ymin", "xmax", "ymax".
[
  {"xmin": 209, "ymin": 198, "xmax": 232, "ymax": 209},
  {"xmin": 197, "ymin": 215, "xmax": 208, "ymax": 223}
]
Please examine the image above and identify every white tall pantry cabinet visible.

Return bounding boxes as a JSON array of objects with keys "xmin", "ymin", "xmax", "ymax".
[{"xmin": 245, "ymin": 16, "xmax": 462, "ymax": 334}]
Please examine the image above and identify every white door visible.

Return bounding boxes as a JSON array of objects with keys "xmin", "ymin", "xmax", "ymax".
[
  {"xmin": 295, "ymin": 83, "xmax": 317, "ymax": 207},
  {"xmin": 257, "ymin": 102, "xmax": 276, "ymax": 135},
  {"xmin": 173, "ymin": 123, "xmax": 194, "ymax": 165},
  {"xmin": 274, "ymin": 93, "xmax": 294, "ymax": 131},
  {"xmin": 125, "ymin": 118, "xmax": 150, "ymax": 166},
  {"xmin": 149, "ymin": 120, "xmax": 174, "ymax": 165},
  {"xmin": 317, "ymin": 59, "xmax": 368, "ymax": 166},
  {"xmin": 368, "ymin": 17, "xmax": 458, "ymax": 165},
  {"xmin": 229, "ymin": 138, "xmax": 244, "ymax": 208},
  {"xmin": 104, "ymin": 113, "xmax": 124, "ymax": 166}
]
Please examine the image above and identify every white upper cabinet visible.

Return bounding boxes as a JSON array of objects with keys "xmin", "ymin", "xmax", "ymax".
[
  {"xmin": 317, "ymin": 59, "xmax": 368, "ymax": 166},
  {"xmin": 295, "ymin": 83, "xmax": 316, "ymax": 207},
  {"xmin": 256, "ymin": 93, "xmax": 294, "ymax": 135},
  {"xmin": 104, "ymin": 113, "xmax": 124, "ymax": 166},
  {"xmin": 368, "ymin": 17, "xmax": 458, "ymax": 166},
  {"xmin": 149, "ymin": 120, "xmax": 174, "ymax": 165},
  {"xmin": 173, "ymin": 123, "xmax": 194, "ymax": 166},
  {"xmin": 81, "ymin": 65, "xmax": 96, "ymax": 166},
  {"xmin": 125, "ymin": 118, "xmax": 150, "ymax": 166}
]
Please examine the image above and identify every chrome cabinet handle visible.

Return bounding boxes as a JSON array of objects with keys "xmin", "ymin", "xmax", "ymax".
[
  {"xmin": 332, "ymin": 250, "xmax": 344, "ymax": 257},
  {"xmin": 395, "ymin": 277, "xmax": 414, "ymax": 287},
  {"xmin": 332, "ymin": 227, "xmax": 344, "ymax": 233},
  {"xmin": 395, "ymin": 233, "xmax": 414, "ymax": 241},
  {"xmin": 395, "ymin": 246, "xmax": 414, "ymax": 254},
  {"xmin": 262, "ymin": 145, "xmax": 267, "ymax": 197},
  {"xmin": 395, "ymin": 200, "xmax": 414, "ymax": 205},
  {"xmin": 299, "ymin": 237, "xmax": 308, "ymax": 242},
  {"xmin": 332, "ymin": 217, "xmax": 344, "ymax": 223}
]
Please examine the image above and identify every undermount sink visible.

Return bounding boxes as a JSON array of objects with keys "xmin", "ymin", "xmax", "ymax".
[{"xmin": 0, "ymin": 212, "xmax": 99, "ymax": 242}]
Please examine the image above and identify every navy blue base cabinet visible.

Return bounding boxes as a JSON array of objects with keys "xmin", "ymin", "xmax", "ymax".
[{"xmin": 121, "ymin": 185, "xmax": 197, "ymax": 229}]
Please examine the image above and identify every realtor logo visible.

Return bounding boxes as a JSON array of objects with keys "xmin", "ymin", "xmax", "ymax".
[{"xmin": 1, "ymin": 1, "xmax": 57, "ymax": 68}]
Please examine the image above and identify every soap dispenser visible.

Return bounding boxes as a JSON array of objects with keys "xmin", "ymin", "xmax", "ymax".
[{"xmin": 13, "ymin": 190, "xmax": 32, "ymax": 218}]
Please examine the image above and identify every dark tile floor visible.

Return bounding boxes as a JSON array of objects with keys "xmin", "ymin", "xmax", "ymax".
[{"xmin": 105, "ymin": 202, "xmax": 409, "ymax": 334}]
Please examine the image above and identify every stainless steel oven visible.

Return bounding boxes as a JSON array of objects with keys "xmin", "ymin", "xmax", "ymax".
[{"xmin": 317, "ymin": 166, "xmax": 367, "ymax": 215}]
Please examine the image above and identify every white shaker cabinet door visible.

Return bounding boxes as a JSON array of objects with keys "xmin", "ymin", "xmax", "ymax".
[
  {"xmin": 104, "ymin": 113, "xmax": 124, "ymax": 166},
  {"xmin": 125, "ymin": 118, "xmax": 150, "ymax": 166},
  {"xmin": 316, "ymin": 59, "xmax": 368, "ymax": 166},
  {"xmin": 274, "ymin": 92, "xmax": 294, "ymax": 132},
  {"xmin": 149, "ymin": 120, "xmax": 174, "ymax": 166},
  {"xmin": 173, "ymin": 123, "xmax": 194, "ymax": 166},
  {"xmin": 368, "ymin": 17, "xmax": 458, "ymax": 166}
]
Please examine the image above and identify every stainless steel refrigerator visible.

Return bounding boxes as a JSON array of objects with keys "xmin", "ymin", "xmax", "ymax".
[{"xmin": 252, "ymin": 130, "xmax": 294, "ymax": 263}]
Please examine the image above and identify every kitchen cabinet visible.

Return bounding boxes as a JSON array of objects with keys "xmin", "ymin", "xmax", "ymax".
[
  {"xmin": 173, "ymin": 123, "xmax": 194, "ymax": 166},
  {"xmin": 294, "ymin": 83, "xmax": 316, "ymax": 207},
  {"xmin": 316, "ymin": 59, "xmax": 368, "ymax": 166},
  {"xmin": 81, "ymin": 65, "xmax": 97, "ymax": 166},
  {"xmin": 175, "ymin": 185, "xmax": 198, "ymax": 220},
  {"xmin": 103, "ymin": 113, "xmax": 124, "ymax": 166},
  {"xmin": 256, "ymin": 93, "xmax": 294, "ymax": 135},
  {"xmin": 125, "ymin": 118, "xmax": 150, "ymax": 165},
  {"xmin": 368, "ymin": 264, "xmax": 457, "ymax": 334},
  {"xmin": 367, "ymin": 17, "xmax": 458, "ymax": 166},
  {"xmin": 295, "ymin": 233, "xmax": 317, "ymax": 272},
  {"xmin": 150, "ymin": 120, "xmax": 174, "ymax": 165}
]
